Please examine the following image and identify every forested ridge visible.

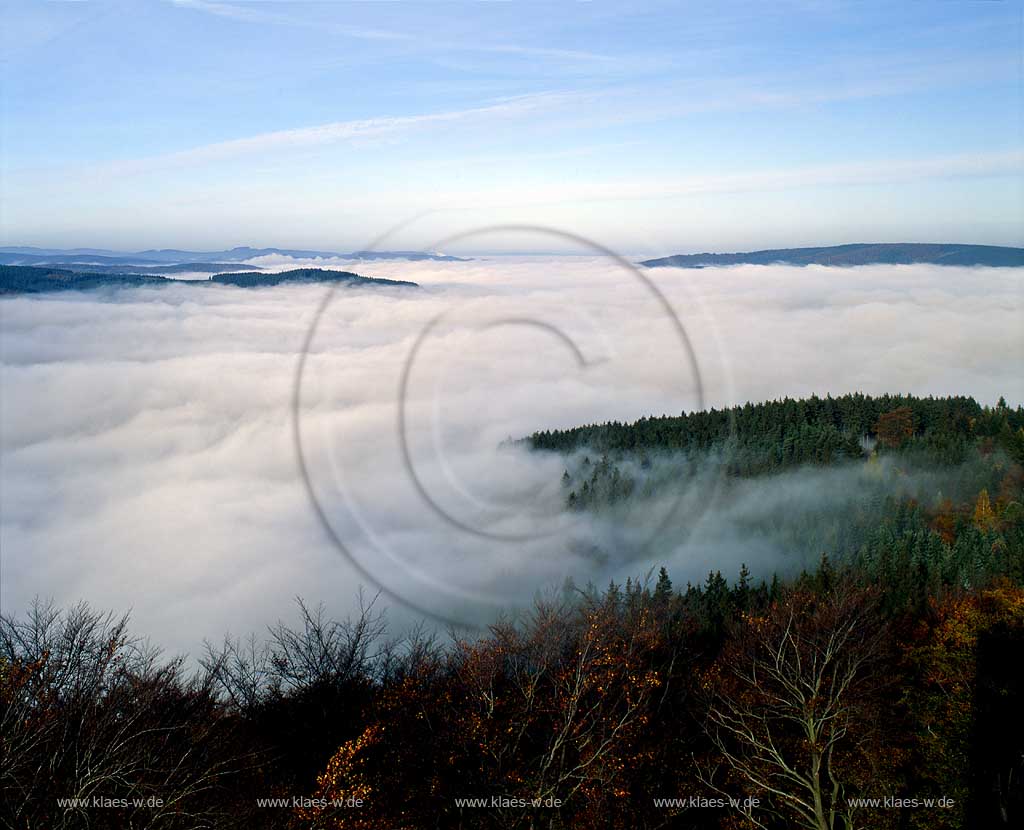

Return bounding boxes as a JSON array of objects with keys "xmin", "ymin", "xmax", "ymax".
[
  {"xmin": 2, "ymin": 393, "xmax": 1022, "ymax": 829},
  {"xmin": 208, "ymin": 268, "xmax": 417, "ymax": 288},
  {"xmin": 640, "ymin": 242, "xmax": 1024, "ymax": 268},
  {"xmin": 0, "ymin": 265, "xmax": 418, "ymax": 294},
  {"xmin": 534, "ymin": 394, "xmax": 1024, "ymax": 608},
  {"xmin": 529, "ymin": 392, "xmax": 1019, "ymax": 468}
]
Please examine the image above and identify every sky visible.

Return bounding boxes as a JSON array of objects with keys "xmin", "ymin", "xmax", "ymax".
[{"xmin": 1, "ymin": 0, "xmax": 1022, "ymax": 254}]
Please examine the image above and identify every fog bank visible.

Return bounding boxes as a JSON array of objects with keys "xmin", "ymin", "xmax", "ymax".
[{"xmin": 1, "ymin": 257, "xmax": 1021, "ymax": 651}]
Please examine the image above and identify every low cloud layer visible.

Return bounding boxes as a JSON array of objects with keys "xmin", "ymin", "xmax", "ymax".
[{"xmin": 2, "ymin": 257, "xmax": 1022, "ymax": 653}]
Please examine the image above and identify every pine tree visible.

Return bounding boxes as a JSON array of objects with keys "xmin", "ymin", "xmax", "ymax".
[
  {"xmin": 654, "ymin": 567, "xmax": 673, "ymax": 605},
  {"xmin": 817, "ymin": 552, "xmax": 834, "ymax": 593},
  {"xmin": 733, "ymin": 563, "xmax": 751, "ymax": 610},
  {"xmin": 605, "ymin": 580, "xmax": 622, "ymax": 612}
]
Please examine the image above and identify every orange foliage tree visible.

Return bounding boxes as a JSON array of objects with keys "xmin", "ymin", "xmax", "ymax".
[
  {"xmin": 297, "ymin": 592, "xmax": 672, "ymax": 829},
  {"xmin": 902, "ymin": 582, "xmax": 1024, "ymax": 829},
  {"xmin": 875, "ymin": 407, "xmax": 915, "ymax": 449},
  {"xmin": 972, "ymin": 489, "xmax": 997, "ymax": 532}
]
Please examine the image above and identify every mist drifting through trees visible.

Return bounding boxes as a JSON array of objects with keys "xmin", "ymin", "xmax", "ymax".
[{"xmin": 3, "ymin": 386, "xmax": 1024, "ymax": 827}]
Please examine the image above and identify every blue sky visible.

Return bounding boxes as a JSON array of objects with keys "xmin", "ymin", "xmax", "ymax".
[{"xmin": 1, "ymin": 0, "xmax": 1021, "ymax": 253}]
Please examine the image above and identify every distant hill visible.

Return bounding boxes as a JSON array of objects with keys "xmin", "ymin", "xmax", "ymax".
[
  {"xmin": 106, "ymin": 262, "xmax": 256, "ymax": 275},
  {"xmin": 136, "ymin": 246, "xmax": 468, "ymax": 263},
  {"xmin": 0, "ymin": 265, "xmax": 418, "ymax": 295},
  {"xmin": 208, "ymin": 268, "xmax": 418, "ymax": 288},
  {"xmin": 640, "ymin": 243, "xmax": 1024, "ymax": 268},
  {"xmin": 0, "ymin": 260, "xmax": 258, "ymax": 276},
  {"xmin": 0, "ymin": 252, "xmax": 166, "ymax": 267},
  {"xmin": 0, "ymin": 246, "xmax": 468, "ymax": 266}
]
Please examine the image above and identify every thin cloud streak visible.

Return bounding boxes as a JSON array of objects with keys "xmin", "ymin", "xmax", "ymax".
[
  {"xmin": 172, "ymin": 0, "xmax": 616, "ymax": 63},
  {"xmin": 89, "ymin": 91, "xmax": 579, "ymax": 178}
]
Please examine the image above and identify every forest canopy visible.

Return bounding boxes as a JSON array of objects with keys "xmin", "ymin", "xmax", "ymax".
[{"xmin": 2, "ymin": 392, "xmax": 1022, "ymax": 829}]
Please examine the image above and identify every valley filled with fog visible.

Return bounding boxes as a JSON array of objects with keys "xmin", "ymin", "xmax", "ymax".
[{"xmin": 2, "ymin": 256, "xmax": 1022, "ymax": 653}]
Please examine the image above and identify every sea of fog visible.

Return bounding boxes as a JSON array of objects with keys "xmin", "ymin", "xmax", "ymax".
[{"xmin": 2, "ymin": 256, "xmax": 1022, "ymax": 654}]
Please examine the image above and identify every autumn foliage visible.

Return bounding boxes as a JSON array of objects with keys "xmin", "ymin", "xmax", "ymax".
[
  {"xmin": 4, "ymin": 578, "xmax": 1023, "ymax": 829},
  {"xmin": 875, "ymin": 407, "xmax": 916, "ymax": 449},
  {"xmin": 298, "ymin": 593, "xmax": 674, "ymax": 829},
  {"xmin": 901, "ymin": 582, "xmax": 1024, "ymax": 829}
]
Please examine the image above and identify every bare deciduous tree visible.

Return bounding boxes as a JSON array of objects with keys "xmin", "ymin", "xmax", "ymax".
[
  {"xmin": 1, "ymin": 599, "xmax": 251, "ymax": 830},
  {"xmin": 698, "ymin": 584, "xmax": 890, "ymax": 830}
]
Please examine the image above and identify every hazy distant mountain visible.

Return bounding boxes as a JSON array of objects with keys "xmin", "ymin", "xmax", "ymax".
[
  {"xmin": 640, "ymin": 243, "xmax": 1024, "ymax": 268},
  {"xmin": 97, "ymin": 263, "xmax": 257, "ymax": 275},
  {"xmin": 0, "ymin": 265, "xmax": 418, "ymax": 295},
  {"xmin": 0, "ymin": 246, "xmax": 468, "ymax": 266},
  {"xmin": 0, "ymin": 247, "xmax": 132, "ymax": 257},
  {"xmin": 345, "ymin": 250, "xmax": 467, "ymax": 262},
  {"xmin": 0, "ymin": 259, "xmax": 258, "ymax": 276},
  {"xmin": 0, "ymin": 252, "xmax": 167, "ymax": 267},
  {"xmin": 135, "ymin": 247, "xmax": 469, "ymax": 263}
]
